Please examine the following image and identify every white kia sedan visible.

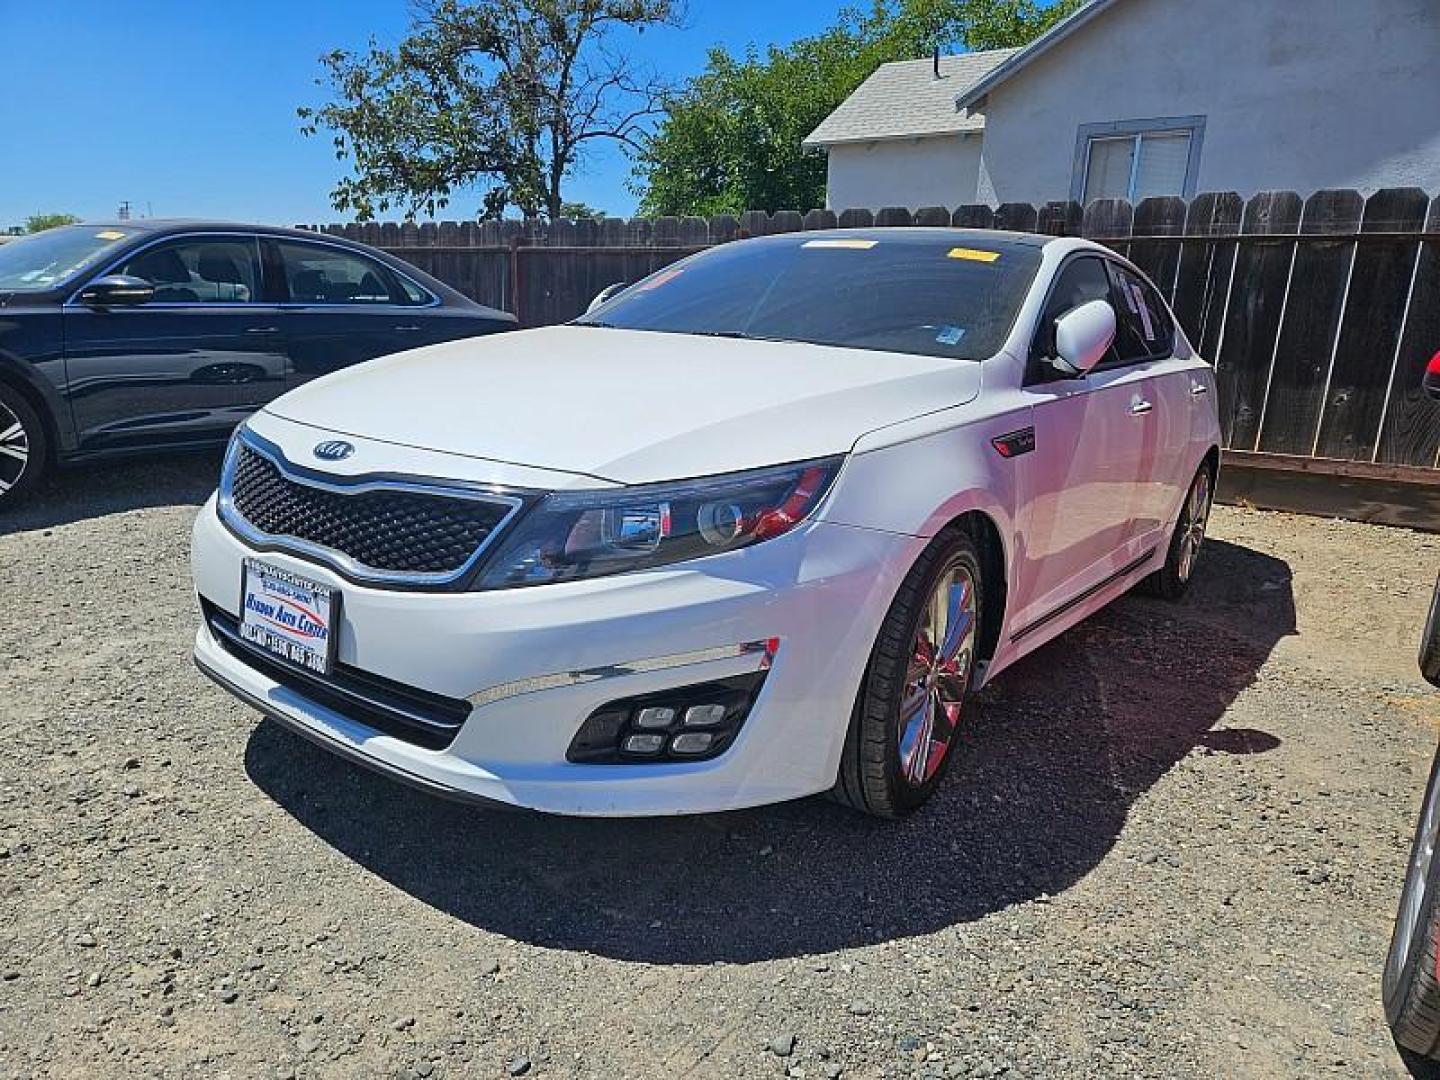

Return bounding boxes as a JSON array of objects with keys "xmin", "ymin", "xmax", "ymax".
[{"xmin": 191, "ymin": 229, "xmax": 1220, "ymax": 818}]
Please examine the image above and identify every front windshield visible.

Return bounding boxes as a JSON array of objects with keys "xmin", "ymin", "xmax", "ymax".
[
  {"xmin": 0, "ymin": 225, "xmax": 133, "ymax": 292},
  {"xmin": 576, "ymin": 231, "xmax": 1043, "ymax": 361}
]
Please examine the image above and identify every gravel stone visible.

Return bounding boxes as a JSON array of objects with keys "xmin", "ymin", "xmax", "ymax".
[{"xmin": 2, "ymin": 462, "xmax": 1437, "ymax": 1077}]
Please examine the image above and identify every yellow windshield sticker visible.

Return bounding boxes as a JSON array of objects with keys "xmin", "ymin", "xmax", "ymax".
[
  {"xmin": 802, "ymin": 238, "xmax": 877, "ymax": 250},
  {"xmin": 948, "ymin": 247, "xmax": 1000, "ymax": 263},
  {"xmin": 95, "ymin": 230, "xmax": 127, "ymax": 241}
]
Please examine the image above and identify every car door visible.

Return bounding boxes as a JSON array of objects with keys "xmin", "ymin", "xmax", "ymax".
[
  {"xmin": 1105, "ymin": 260, "xmax": 1198, "ymax": 539},
  {"xmin": 265, "ymin": 237, "xmax": 434, "ymax": 393},
  {"xmin": 1012, "ymin": 254, "xmax": 1155, "ymax": 630},
  {"xmin": 62, "ymin": 234, "xmax": 287, "ymax": 453}
]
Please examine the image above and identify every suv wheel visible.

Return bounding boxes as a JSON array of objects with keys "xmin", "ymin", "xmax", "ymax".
[
  {"xmin": 0, "ymin": 383, "xmax": 45, "ymax": 507},
  {"xmin": 835, "ymin": 527, "xmax": 982, "ymax": 818}
]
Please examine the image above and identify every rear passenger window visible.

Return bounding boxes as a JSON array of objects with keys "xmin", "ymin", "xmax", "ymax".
[
  {"xmin": 120, "ymin": 237, "xmax": 262, "ymax": 303},
  {"xmin": 276, "ymin": 241, "xmax": 405, "ymax": 305},
  {"xmin": 1108, "ymin": 264, "xmax": 1174, "ymax": 363}
]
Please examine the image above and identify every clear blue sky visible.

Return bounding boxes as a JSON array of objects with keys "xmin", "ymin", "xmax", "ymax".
[{"xmin": 0, "ymin": 1, "xmax": 841, "ymax": 228}]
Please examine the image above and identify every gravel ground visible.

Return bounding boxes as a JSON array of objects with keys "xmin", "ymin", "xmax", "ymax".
[{"xmin": 3, "ymin": 453, "xmax": 1440, "ymax": 1079}]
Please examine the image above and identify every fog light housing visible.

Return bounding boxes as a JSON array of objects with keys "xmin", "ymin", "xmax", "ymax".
[
  {"xmin": 567, "ymin": 671, "xmax": 768, "ymax": 764},
  {"xmin": 670, "ymin": 731, "xmax": 715, "ymax": 755}
]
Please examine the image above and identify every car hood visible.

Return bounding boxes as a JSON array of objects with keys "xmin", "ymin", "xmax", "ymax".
[{"xmin": 264, "ymin": 325, "xmax": 982, "ymax": 484}]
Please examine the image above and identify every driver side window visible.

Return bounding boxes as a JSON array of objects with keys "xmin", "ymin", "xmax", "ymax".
[
  {"xmin": 1028, "ymin": 256, "xmax": 1115, "ymax": 382},
  {"xmin": 118, "ymin": 237, "xmax": 262, "ymax": 304}
]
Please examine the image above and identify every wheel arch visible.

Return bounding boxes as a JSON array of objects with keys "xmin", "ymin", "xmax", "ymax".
[
  {"xmin": 944, "ymin": 509, "xmax": 1008, "ymax": 668},
  {"xmin": 0, "ymin": 359, "xmax": 63, "ymax": 467}
]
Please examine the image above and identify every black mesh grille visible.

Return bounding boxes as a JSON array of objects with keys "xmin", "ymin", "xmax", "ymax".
[{"xmin": 228, "ymin": 444, "xmax": 511, "ymax": 577}]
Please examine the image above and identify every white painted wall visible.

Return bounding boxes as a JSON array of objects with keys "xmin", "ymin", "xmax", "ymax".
[
  {"xmin": 975, "ymin": 0, "xmax": 1440, "ymax": 204},
  {"xmin": 825, "ymin": 132, "xmax": 985, "ymax": 211}
]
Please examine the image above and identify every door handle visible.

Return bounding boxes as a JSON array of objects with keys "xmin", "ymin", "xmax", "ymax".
[
  {"xmin": 1190, "ymin": 382, "xmax": 1209, "ymax": 396},
  {"xmin": 1129, "ymin": 398, "xmax": 1154, "ymax": 415},
  {"xmin": 245, "ymin": 326, "xmax": 279, "ymax": 335}
]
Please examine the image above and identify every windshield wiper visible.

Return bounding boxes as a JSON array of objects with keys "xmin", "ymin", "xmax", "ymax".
[{"xmin": 689, "ymin": 330, "xmax": 799, "ymax": 344}]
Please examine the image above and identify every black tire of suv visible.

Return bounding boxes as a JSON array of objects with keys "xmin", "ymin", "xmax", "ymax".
[
  {"xmin": 1140, "ymin": 461, "xmax": 1214, "ymax": 601},
  {"xmin": 0, "ymin": 382, "xmax": 47, "ymax": 508},
  {"xmin": 834, "ymin": 526, "xmax": 983, "ymax": 819},
  {"xmin": 1385, "ymin": 744, "xmax": 1440, "ymax": 1059}
]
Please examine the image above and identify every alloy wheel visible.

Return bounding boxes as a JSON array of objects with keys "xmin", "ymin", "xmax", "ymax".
[
  {"xmin": 897, "ymin": 561, "xmax": 978, "ymax": 787},
  {"xmin": 1177, "ymin": 469, "xmax": 1211, "ymax": 582},
  {"xmin": 0, "ymin": 401, "xmax": 29, "ymax": 495}
]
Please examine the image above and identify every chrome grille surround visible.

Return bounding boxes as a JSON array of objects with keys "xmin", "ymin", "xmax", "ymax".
[{"xmin": 217, "ymin": 428, "xmax": 528, "ymax": 588}]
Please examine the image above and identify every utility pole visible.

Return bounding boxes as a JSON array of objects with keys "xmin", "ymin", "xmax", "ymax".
[{"xmin": 117, "ymin": 201, "xmax": 132, "ymax": 221}]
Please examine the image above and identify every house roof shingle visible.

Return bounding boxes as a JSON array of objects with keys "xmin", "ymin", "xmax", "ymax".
[{"xmin": 803, "ymin": 49, "xmax": 1019, "ymax": 148}]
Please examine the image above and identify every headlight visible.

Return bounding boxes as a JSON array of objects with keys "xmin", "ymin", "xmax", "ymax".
[{"xmin": 475, "ymin": 456, "xmax": 843, "ymax": 589}]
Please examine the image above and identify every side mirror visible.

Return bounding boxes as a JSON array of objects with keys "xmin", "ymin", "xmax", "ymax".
[
  {"xmin": 78, "ymin": 274, "xmax": 155, "ymax": 307},
  {"xmin": 586, "ymin": 281, "xmax": 628, "ymax": 314},
  {"xmin": 1423, "ymin": 350, "xmax": 1440, "ymax": 401},
  {"xmin": 1051, "ymin": 299, "xmax": 1116, "ymax": 376}
]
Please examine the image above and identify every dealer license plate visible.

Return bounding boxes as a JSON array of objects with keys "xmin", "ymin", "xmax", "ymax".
[{"xmin": 239, "ymin": 558, "xmax": 339, "ymax": 675}]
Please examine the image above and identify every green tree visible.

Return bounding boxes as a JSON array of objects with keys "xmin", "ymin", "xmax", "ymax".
[
  {"xmin": 299, "ymin": 0, "xmax": 681, "ymax": 222},
  {"xmin": 25, "ymin": 213, "xmax": 80, "ymax": 233},
  {"xmin": 560, "ymin": 200, "xmax": 607, "ymax": 219},
  {"xmin": 632, "ymin": 0, "xmax": 1079, "ymax": 216}
]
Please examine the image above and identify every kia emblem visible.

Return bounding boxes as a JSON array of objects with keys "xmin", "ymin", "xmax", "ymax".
[{"xmin": 313, "ymin": 440, "xmax": 355, "ymax": 462}]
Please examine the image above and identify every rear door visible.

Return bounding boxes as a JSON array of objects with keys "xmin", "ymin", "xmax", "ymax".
[
  {"xmin": 62, "ymin": 234, "xmax": 286, "ymax": 453},
  {"xmin": 265, "ymin": 238, "xmax": 436, "ymax": 393},
  {"xmin": 1105, "ymin": 259, "xmax": 1196, "ymax": 539},
  {"xmin": 1012, "ymin": 255, "xmax": 1153, "ymax": 631}
]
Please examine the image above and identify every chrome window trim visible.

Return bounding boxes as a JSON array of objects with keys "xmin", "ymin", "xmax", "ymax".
[
  {"xmin": 466, "ymin": 639, "xmax": 778, "ymax": 709},
  {"xmin": 217, "ymin": 427, "xmax": 528, "ymax": 588}
]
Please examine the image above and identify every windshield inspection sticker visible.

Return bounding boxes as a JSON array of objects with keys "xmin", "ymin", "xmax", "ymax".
[
  {"xmin": 801, "ymin": 238, "xmax": 878, "ymax": 250},
  {"xmin": 95, "ymin": 230, "xmax": 127, "ymax": 241},
  {"xmin": 934, "ymin": 325, "xmax": 966, "ymax": 346},
  {"xmin": 947, "ymin": 247, "xmax": 1000, "ymax": 263}
]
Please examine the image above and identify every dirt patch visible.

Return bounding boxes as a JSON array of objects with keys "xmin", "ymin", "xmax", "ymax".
[{"xmin": 2, "ymin": 456, "xmax": 1438, "ymax": 1078}]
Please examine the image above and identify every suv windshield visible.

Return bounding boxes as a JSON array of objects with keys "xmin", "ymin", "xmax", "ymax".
[
  {"xmin": 0, "ymin": 226, "xmax": 134, "ymax": 292},
  {"xmin": 575, "ymin": 231, "xmax": 1043, "ymax": 361}
]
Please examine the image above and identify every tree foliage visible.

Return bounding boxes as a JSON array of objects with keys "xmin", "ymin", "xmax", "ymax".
[
  {"xmin": 299, "ymin": 0, "xmax": 680, "ymax": 221},
  {"xmin": 632, "ymin": 0, "xmax": 1080, "ymax": 216},
  {"xmin": 25, "ymin": 213, "xmax": 81, "ymax": 233}
]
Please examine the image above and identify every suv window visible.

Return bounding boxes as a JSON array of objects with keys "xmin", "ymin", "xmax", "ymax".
[
  {"xmin": 119, "ymin": 237, "xmax": 262, "ymax": 303},
  {"xmin": 276, "ymin": 240, "xmax": 413, "ymax": 305},
  {"xmin": 1030, "ymin": 255, "xmax": 1116, "ymax": 379},
  {"xmin": 1108, "ymin": 263, "xmax": 1174, "ymax": 363}
]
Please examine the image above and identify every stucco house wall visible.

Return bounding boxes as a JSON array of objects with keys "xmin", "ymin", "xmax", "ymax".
[
  {"xmin": 973, "ymin": 0, "xmax": 1440, "ymax": 205},
  {"xmin": 824, "ymin": 132, "xmax": 985, "ymax": 210}
]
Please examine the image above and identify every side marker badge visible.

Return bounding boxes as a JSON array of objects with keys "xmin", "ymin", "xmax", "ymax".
[{"xmin": 992, "ymin": 427, "xmax": 1036, "ymax": 459}]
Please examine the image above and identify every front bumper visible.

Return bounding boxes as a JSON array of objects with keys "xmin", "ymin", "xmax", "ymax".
[{"xmin": 192, "ymin": 495, "xmax": 923, "ymax": 816}]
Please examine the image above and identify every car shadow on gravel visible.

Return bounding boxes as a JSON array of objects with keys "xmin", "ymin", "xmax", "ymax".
[
  {"xmin": 0, "ymin": 450, "xmax": 222, "ymax": 535},
  {"xmin": 243, "ymin": 538, "xmax": 1296, "ymax": 964}
]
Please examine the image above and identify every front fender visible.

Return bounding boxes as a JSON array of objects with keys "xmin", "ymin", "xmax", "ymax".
[{"xmin": 0, "ymin": 307, "xmax": 74, "ymax": 454}]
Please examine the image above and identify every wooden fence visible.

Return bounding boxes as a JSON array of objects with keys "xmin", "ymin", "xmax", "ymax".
[{"xmin": 305, "ymin": 187, "xmax": 1440, "ymax": 474}]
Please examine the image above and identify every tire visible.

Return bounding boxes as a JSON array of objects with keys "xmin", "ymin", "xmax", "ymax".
[
  {"xmin": 1140, "ymin": 461, "xmax": 1213, "ymax": 601},
  {"xmin": 834, "ymin": 526, "xmax": 983, "ymax": 819},
  {"xmin": 1385, "ymin": 742, "xmax": 1440, "ymax": 1058},
  {"xmin": 0, "ymin": 382, "xmax": 46, "ymax": 509}
]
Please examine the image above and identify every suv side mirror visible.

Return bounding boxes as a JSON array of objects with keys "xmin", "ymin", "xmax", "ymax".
[
  {"xmin": 586, "ymin": 281, "xmax": 628, "ymax": 314},
  {"xmin": 78, "ymin": 274, "xmax": 155, "ymax": 307},
  {"xmin": 1051, "ymin": 299, "xmax": 1116, "ymax": 376},
  {"xmin": 1424, "ymin": 350, "xmax": 1440, "ymax": 401}
]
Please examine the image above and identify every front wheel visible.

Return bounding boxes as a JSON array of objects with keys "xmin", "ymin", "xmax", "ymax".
[
  {"xmin": 834, "ymin": 527, "xmax": 982, "ymax": 819},
  {"xmin": 1141, "ymin": 462, "xmax": 1213, "ymax": 600},
  {"xmin": 1385, "ymin": 744, "xmax": 1440, "ymax": 1059},
  {"xmin": 0, "ymin": 383, "xmax": 46, "ymax": 508}
]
